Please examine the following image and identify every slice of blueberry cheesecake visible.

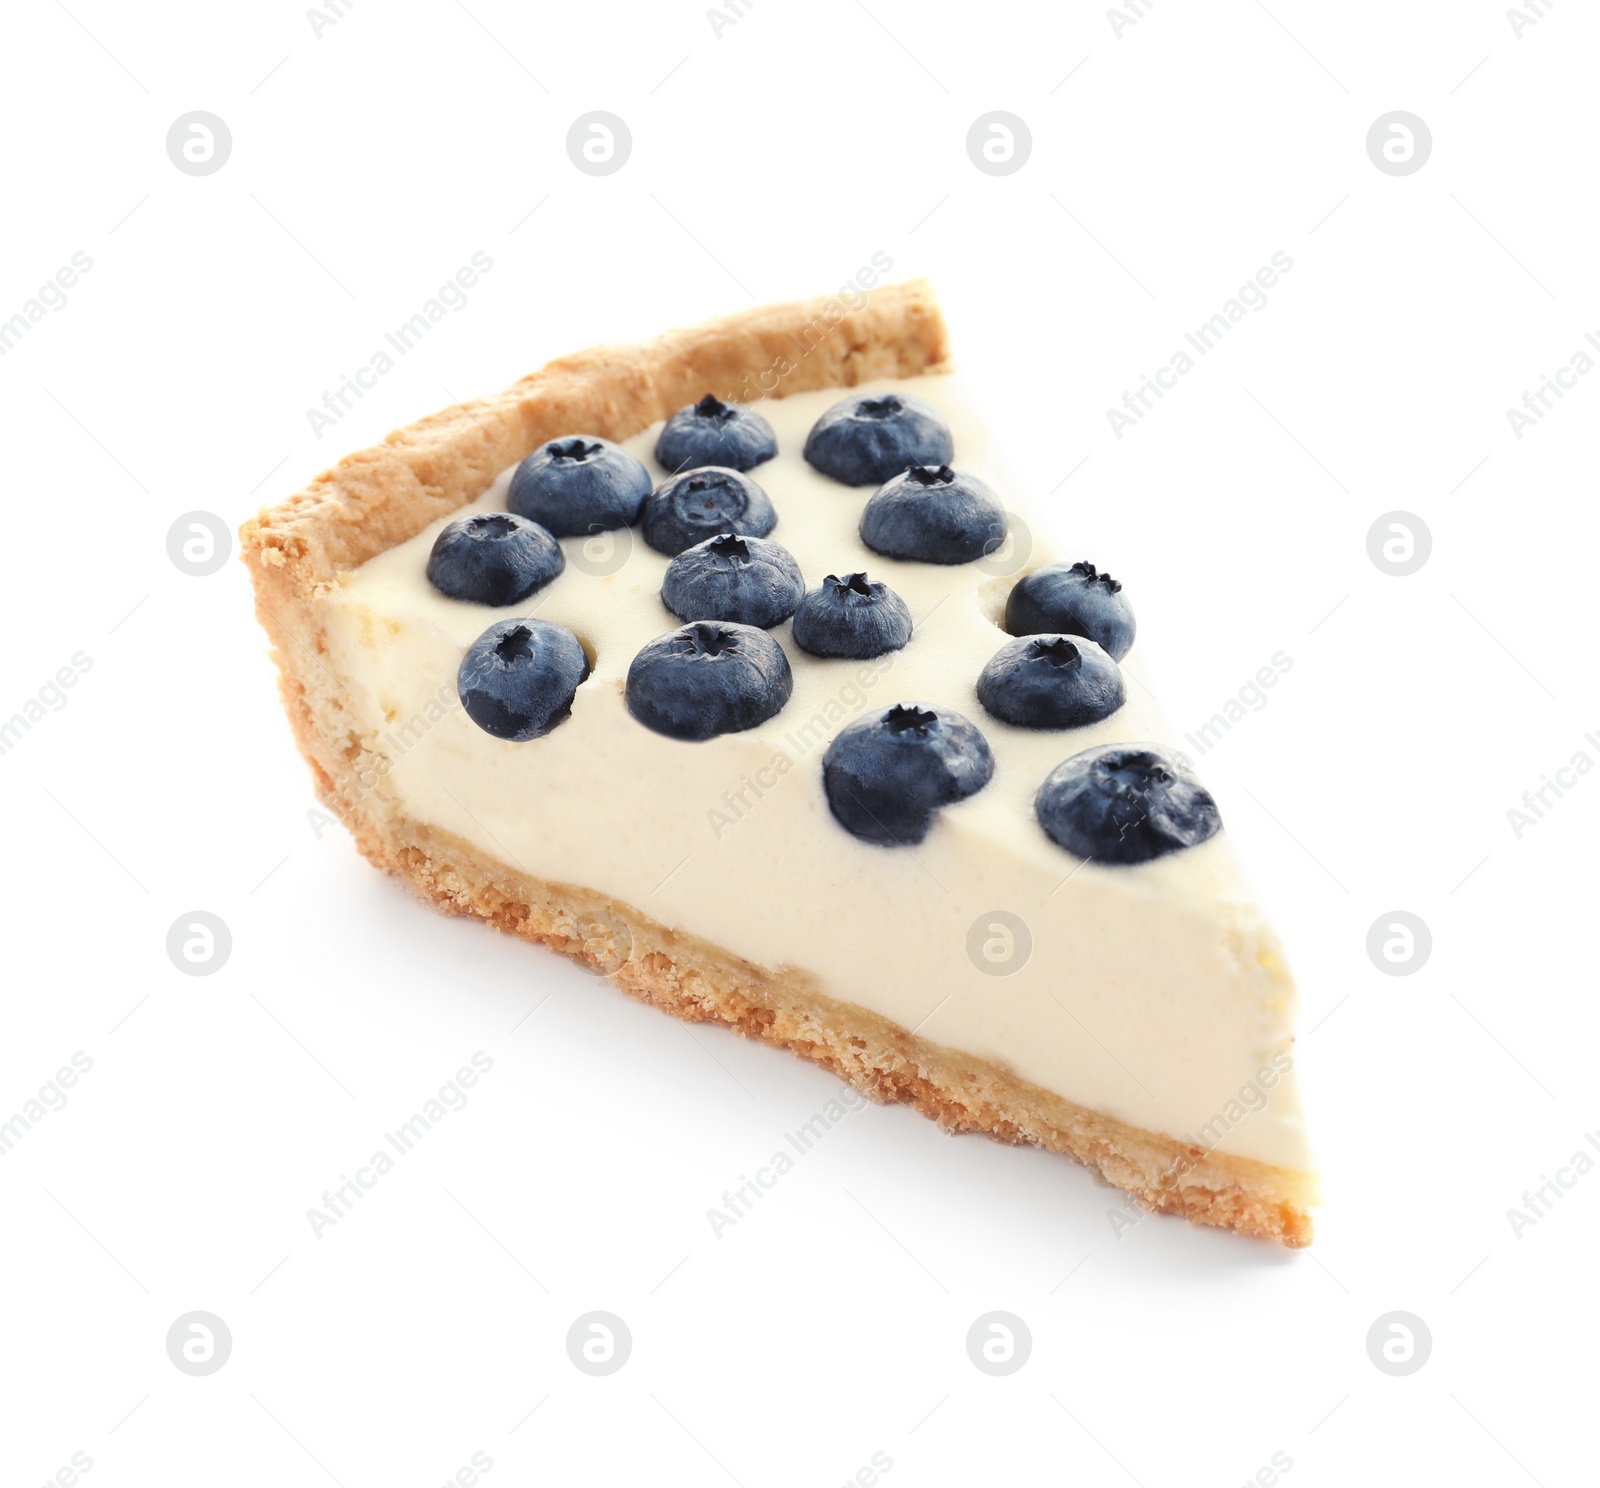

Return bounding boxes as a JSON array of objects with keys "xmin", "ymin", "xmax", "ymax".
[{"xmin": 242, "ymin": 281, "xmax": 1318, "ymax": 1245}]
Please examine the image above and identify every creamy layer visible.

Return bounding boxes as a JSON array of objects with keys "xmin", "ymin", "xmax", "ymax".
[{"xmin": 321, "ymin": 377, "xmax": 1314, "ymax": 1172}]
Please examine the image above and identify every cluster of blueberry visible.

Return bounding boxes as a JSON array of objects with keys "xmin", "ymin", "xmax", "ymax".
[{"xmin": 427, "ymin": 392, "xmax": 1219, "ymax": 863}]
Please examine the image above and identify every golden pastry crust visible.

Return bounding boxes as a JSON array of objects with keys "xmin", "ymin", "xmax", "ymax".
[{"xmin": 241, "ymin": 280, "xmax": 1314, "ymax": 1248}]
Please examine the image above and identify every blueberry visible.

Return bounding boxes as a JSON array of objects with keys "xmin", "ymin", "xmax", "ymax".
[
  {"xmin": 641, "ymin": 467, "xmax": 777, "ymax": 557},
  {"xmin": 1035, "ymin": 745, "xmax": 1221, "ymax": 864},
  {"xmin": 791, "ymin": 572, "xmax": 913, "ymax": 660},
  {"xmin": 976, "ymin": 634, "xmax": 1125, "ymax": 729},
  {"xmin": 509, "ymin": 435, "xmax": 652, "ymax": 537},
  {"xmin": 656, "ymin": 394, "xmax": 778, "ymax": 474},
  {"xmin": 859, "ymin": 465, "xmax": 1006, "ymax": 565},
  {"xmin": 803, "ymin": 392, "xmax": 954, "ymax": 486},
  {"xmin": 822, "ymin": 704, "xmax": 994, "ymax": 846},
  {"xmin": 458, "ymin": 618, "xmax": 590, "ymax": 742},
  {"xmin": 661, "ymin": 533, "xmax": 804, "ymax": 629},
  {"xmin": 1006, "ymin": 561, "xmax": 1136, "ymax": 660},
  {"xmin": 626, "ymin": 622, "xmax": 793, "ymax": 741},
  {"xmin": 426, "ymin": 512, "xmax": 563, "ymax": 606}
]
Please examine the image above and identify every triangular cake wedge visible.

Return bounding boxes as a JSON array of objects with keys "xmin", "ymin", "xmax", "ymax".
[{"xmin": 243, "ymin": 281, "xmax": 1318, "ymax": 1245}]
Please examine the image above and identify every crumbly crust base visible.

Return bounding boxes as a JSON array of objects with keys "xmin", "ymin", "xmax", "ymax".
[{"xmin": 241, "ymin": 281, "xmax": 1314, "ymax": 1248}]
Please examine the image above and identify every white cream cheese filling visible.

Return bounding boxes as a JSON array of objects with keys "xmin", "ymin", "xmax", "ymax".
[{"xmin": 320, "ymin": 377, "xmax": 1314, "ymax": 1173}]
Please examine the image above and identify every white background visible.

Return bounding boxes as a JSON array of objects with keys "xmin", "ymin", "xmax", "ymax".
[{"xmin": 2, "ymin": 1, "xmax": 1596, "ymax": 1484}]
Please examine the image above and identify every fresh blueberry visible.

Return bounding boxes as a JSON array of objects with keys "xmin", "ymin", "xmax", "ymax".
[
  {"xmin": 458, "ymin": 618, "xmax": 589, "ymax": 742},
  {"xmin": 626, "ymin": 622, "xmax": 793, "ymax": 741},
  {"xmin": 426, "ymin": 512, "xmax": 563, "ymax": 606},
  {"xmin": 1035, "ymin": 745, "xmax": 1221, "ymax": 864},
  {"xmin": 509, "ymin": 435, "xmax": 652, "ymax": 537},
  {"xmin": 822, "ymin": 704, "xmax": 994, "ymax": 846},
  {"xmin": 641, "ymin": 467, "xmax": 776, "ymax": 557},
  {"xmin": 1005, "ymin": 561, "xmax": 1136, "ymax": 660},
  {"xmin": 976, "ymin": 634, "xmax": 1125, "ymax": 729},
  {"xmin": 656, "ymin": 395, "xmax": 778, "ymax": 474},
  {"xmin": 859, "ymin": 465, "xmax": 1006, "ymax": 565},
  {"xmin": 661, "ymin": 533, "xmax": 804, "ymax": 629},
  {"xmin": 791, "ymin": 572, "xmax": 913, "ymax": 660},
  {"xmin": 803, "ymin": 392, "xmax": 954, "ymax": 486}
]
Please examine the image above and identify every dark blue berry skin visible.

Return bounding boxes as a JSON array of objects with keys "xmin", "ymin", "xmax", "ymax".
[
  {"xmin": 1005, "ymin": 561, "xmax": 1136, "ymax": 660},
  {"xmin": 509, "ymin": 435, "xmax": 652, "ymax": 537},
  {"xmin": 859, "ymin": 465, "xmax": 1006, "ymax": 565},
  {"xmin": 822, "ymin": 704, "xmax": 994, "ymax": 846},
  {"xmin": 641, "ymin": 467, "xmax": 777, "ymax": 557},
  {"xmin": 1035, "ymin": 745, "xmax": 1220, "ymax": 864},
  {"xmin": 803, "ymin": 393, "xmax": 954, "ymax": 486},
  {"xmin": 626, "ymin": 622, "xmax": 793, "ymax": 741},
  {"xmin": 458, "ymin": 618, "xmax": 590, "ymax": 742},
  {"xmin": 661, "ymin": 533, "xmax": 804, "ymax": 629},
  {"xmin": 791, "ymin": 573, "xmax": 913, "ymax": 660},
  {"xmin": 426, "ymin": 512, "xmax": 564, "ymax": 606},
  {"xmin": 656, "ymin": 395, "xmax": 778, "ymax": 474},
  {"xmin": 976, "ymin": 634, "xmax": 1125, "ymax": 730}
]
